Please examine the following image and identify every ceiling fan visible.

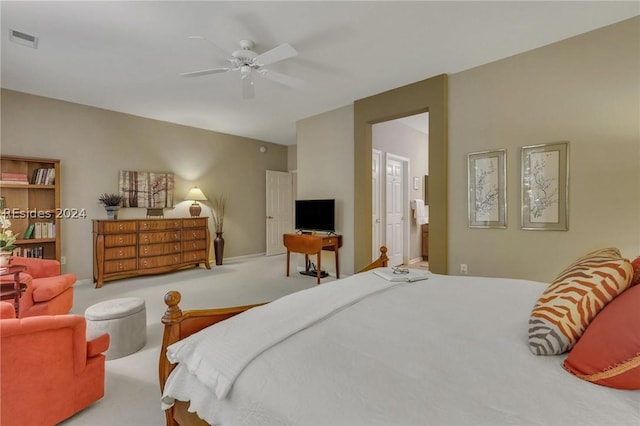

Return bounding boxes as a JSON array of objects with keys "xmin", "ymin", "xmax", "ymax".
[{"xmin": 181, "ymin": 37, "xmax": 304, "ymax": 99}]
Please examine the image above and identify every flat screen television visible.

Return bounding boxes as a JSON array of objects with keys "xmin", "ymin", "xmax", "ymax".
[{"xmin": 295, "ymin": 199, "xmax": 335, "ymax": 233}]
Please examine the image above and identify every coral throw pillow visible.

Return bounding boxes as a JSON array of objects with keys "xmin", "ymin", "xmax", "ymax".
[
  {"xmin": 528, "ymin": 248, "xmax": 633, "ymax": 355},
  {"xmin": 563, "ymin": 284, "xmax": 640, "ymax": 389}
]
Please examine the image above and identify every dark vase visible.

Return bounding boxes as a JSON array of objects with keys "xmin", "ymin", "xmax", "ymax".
[{"xmin": 214, "ymin": 232, "xmax": 224, "ymax": 265}]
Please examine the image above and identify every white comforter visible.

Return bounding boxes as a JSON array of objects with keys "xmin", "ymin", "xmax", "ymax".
[{"xmin": 162, "ymin": 271, "xmax": 640, "ymax": 425}]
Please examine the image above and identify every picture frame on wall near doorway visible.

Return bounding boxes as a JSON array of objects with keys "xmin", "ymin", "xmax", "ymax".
[{"xmin": 467, "ymin": 149, "xmax": 507, "ymax": 229}]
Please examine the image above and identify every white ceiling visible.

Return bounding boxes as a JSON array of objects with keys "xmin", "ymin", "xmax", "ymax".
[{"xmin": 1, "ymin": 1, "xmax": 637, "ymax": 146}]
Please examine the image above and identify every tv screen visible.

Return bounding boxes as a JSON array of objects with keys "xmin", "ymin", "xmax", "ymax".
[{"xmin": 295, "ymin": 199, "xmax": 335, "ymax": 232}]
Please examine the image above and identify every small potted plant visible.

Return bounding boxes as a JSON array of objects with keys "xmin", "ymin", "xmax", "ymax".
[{"xmin": 98, "ymin": 193, "xmax": 123, "ymax": 220}]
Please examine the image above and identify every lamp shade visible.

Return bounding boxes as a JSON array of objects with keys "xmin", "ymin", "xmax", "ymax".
[{"xmin": 185, "ymin": 187, "xmax": 207, "ymax": 201}]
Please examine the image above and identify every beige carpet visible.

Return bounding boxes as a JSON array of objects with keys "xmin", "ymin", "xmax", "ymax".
[{"xmin": 60, "ymin": 253, "xmax": 332, "ymax": 426}]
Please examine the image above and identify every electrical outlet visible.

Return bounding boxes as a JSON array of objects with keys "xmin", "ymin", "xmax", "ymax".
[
  {"xmin": 61, "ymin": 256, "xmax": 66, "ymax": 265},
  {"xmin": 460, "ymin": 263, "xmax": 468, "ymax": 275}
]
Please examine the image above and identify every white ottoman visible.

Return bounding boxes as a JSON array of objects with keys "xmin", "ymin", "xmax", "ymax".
[{"xmin": 85, "ymin": 297, "xmax": 147, "ymax": 360}]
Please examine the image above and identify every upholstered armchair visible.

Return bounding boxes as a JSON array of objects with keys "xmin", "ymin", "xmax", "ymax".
[
  {"xmin": 2, "ymin": 256, "xmax": 76, "ymax": 317},
  {"xmin": 0, "ymin": 301, "xmax": 110, "ymax": 425}
]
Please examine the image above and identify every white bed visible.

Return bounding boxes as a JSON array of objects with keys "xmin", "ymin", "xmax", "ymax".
[{"xmin": 160, "ymin": 269, "xmax": 640, "ymax": 425}]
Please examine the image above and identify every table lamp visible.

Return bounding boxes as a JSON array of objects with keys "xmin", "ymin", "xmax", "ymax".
[{"xmin": 185, "ymin": 187, "xmax": 207, "ymax": 217}]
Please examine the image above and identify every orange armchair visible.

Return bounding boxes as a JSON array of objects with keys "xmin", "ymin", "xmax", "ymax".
[
  {"xmin": 2, "ymin": 257, "xmax": 76, "ymax": 317},
  {"xmin": 0, "ymin": 301, "xmax": 110, "ymax": 425}
]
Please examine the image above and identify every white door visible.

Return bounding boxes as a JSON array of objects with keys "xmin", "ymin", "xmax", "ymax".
[
  {"xmin": 372, "ymin": 150, "xmax": 382, "ymax": 261},
  {"xmin": 385, "ymin": 156, "xmax": 406, "ymax": 266},
  {"xmin": 266, "ymin": 170, "xmax": 292, "ymax": 256}
]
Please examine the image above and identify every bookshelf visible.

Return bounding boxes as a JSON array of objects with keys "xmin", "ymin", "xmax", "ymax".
[{"xmin": 0, "ymin": 155, "xmax": 61, "ymax": 261}]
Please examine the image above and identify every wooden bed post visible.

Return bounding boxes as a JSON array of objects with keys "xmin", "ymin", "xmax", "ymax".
[{"xmin": 159, "ymin": 291, "xmax": 184, "ymax": 426}]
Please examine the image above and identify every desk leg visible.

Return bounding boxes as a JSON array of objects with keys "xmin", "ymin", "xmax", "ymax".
[
  {"xmin": 286, "ymin": 250, "xmax": 291, "ymax": 277},
  {"xmin": 316, "ymin": 251, "xmax": 321, "ymax": 284}
]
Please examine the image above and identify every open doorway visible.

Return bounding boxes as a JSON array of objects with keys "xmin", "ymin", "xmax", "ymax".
[
  {"xmin": 354, "ymin": 74, "xmax": 447, "ymax": 274},
  {"xmin": 372, "ymin": 112, "xmax": 429, "ymax": 268}
]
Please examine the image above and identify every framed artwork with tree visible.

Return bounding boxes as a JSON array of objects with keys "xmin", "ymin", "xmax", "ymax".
[
  {"xmin": 119, "ymin": 171, "xmax": 175, "ymax": 209},
  {"xmin": 467, "ymin": 149, "xmax": 507, "ymax": 229},
  {"xmin": 521, "ymin": 142, "xmax": 569, "ymax": 230}
]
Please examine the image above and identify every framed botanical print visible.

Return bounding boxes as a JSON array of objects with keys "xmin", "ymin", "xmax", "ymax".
[
  {"xmin": 467, "ymin": 149, "xmax": 507, "ymax": 228},
  {"xmin": 521, "ymin": 142, "xmax": 569, "ymax": 230}
]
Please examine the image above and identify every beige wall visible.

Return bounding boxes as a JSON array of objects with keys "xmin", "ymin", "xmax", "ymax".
[
  {"xmin": 298, "ymin": 17, "xmax": 639, "ymax": 282},
  {"xmin": 296, "ymin": 105, "xmax": 355, "ymax": 275},
  {"xmin": 3, "ymin": 18, "xmax": 637, "ymax": 284},
  {"xmin": 448, "ymin": 16, "xmax": 639, "ymax": 282},
  {"xmin": 0, "ymin": 89, "xmax": 288, "ymax": 281}
]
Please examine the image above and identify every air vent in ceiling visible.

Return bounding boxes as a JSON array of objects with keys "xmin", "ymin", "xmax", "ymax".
[{"xmin": 9, "ymin": 29, "xmax": 39, "ymax": 48}]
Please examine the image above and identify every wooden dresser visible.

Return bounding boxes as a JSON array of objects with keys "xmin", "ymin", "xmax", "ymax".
[{"xmin": 92, "ymin": 218, "xmax": 210, "ymax": 288}]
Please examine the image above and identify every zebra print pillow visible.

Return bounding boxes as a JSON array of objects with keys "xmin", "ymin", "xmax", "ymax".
[{"xmin": 528, "ymin": 248, "xmax": 634, "ymax": 356}]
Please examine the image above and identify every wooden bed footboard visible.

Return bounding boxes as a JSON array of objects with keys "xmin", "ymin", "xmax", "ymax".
[{"xmin": 158, "ymin": 246, "xmax": 388, "ymax": 426}]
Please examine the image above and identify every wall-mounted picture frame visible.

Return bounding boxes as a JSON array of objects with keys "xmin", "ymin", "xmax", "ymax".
[
  {"xmin": 467, "ymin": 149, "xmax": 507, "ymax": 228},
  {"xmin": 521, "ymin": 141, "xmax": 569, "ymax": 231},
  {"xmin": 119, "ymin": 171, "xmax": 175, "ymax": 208}
]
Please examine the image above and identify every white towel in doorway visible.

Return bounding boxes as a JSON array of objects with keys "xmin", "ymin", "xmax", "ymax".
[{"xmin": 413, "ymin": 199, "xmax": 428, "ymax": 225}]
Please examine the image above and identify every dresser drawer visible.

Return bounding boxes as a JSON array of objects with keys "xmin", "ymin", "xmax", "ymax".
[
  {"xmin": 103, "ymin": 259, "xmax": 137, "ymax": 274},
  {"xmin": 104, "ymin": 234, "xmax": 137, "ymax": 247},
  {"xmin": 139, "ymin": 231, "xmax": 181, "ymax": 244},
  {"xmin": 101, "ymin": 221, "xmax": 137, "ymax": 233},
  {"xmin": 182, "ymin": 229, "xmax": 207, "ymax": 241},
  {"xmin": 139, "ymin": 254, "xmax": 181, "ymax": 269},
  {"xmin": 182, "ymin": 218, "xmax": 207, "ymax": 228},
  {"xmin": 139, "ymin": 219, "xmax": 181, "ymax": 231},
  {"xmin": 104, "ymin": 246, "xmax": 137, "ymax": 260},
  {"xmin": 182, "ymin": 250, "xmax": 207, "ymax": 263},
  {"xmin": 182, "ymin": 239, "xmax": 207, "ymax": 251},
  {"xmin": 139, "ymin": 242, "xmax": 182, "ymax": 257}
]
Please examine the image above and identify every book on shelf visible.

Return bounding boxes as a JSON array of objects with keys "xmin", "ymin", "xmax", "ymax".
[
  {"xmin": 23, "ymin": 223, "xmax": 35, "ymax": 239},
  {"xmin": 30, "ymin": 168, "xmax": 55, "ymax": 185},
  {"xmin": 1, "ymin": 172, "xmax": 29, "ymax": 183},
  {"xmin": 14, "ymin": 246, "xmax": 44, "ymax": 258}
]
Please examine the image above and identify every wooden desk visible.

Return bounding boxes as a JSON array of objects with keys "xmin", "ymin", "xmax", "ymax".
[
  {"xmin": 0, "ymin": 264, "xmax": 27, "ymax": 317},
  {"xmin": 283, "ymin": 233, "xmax": 342, "ymax": 284}
]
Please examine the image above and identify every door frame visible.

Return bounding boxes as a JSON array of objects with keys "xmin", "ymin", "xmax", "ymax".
[
  {"xmin": 372, "ymin": 149, "xmax": 382, "ymax": 261},
  {"xmin": 354, "ymin": 74, "xmax": 448, "ymax": 274}
]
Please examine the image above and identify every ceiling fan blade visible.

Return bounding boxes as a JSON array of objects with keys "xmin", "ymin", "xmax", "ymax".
[
  {"xmin": 258, "ymin": 69, "xmax": 304, "ymax": 89},
  {"xmin": 255, "ymin": 43, "xmax": 297, "ymax": 66},
  {"xmin": 180, "ymin": 68, "xmax": 230, "ymax": 78},
  {"xmin": 242, "ymin": 74, "xmax": 255, "ymax": 100}
]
